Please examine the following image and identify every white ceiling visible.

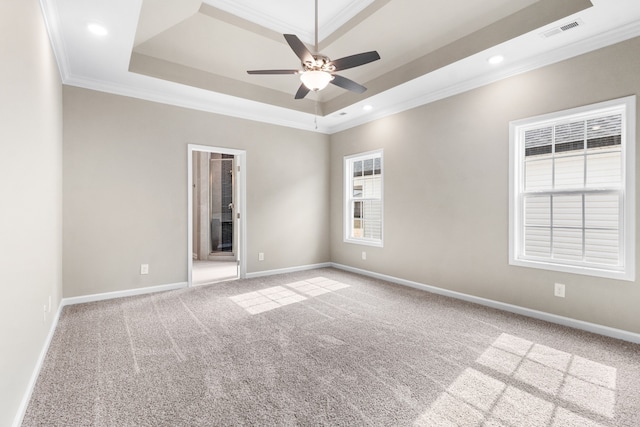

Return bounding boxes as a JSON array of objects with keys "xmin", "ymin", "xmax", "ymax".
[
  {"xmin": 202, "ymin": 0, "xmax": 375, "ymax": 45},
  {"xmin": 132, "ymin": 0, "xmax": 536, "ymax": 104},
  {"xmin": 41, "ymin": 0, "xmax": 640, "ymax": 134}
]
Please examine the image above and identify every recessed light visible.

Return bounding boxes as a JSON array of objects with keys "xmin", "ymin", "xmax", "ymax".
[
  {"xmin": 488, "ymin": 55, "xmax": 504, "ymax": 65},
  {"xmin": 363, "ymin": 105, "xmax": 373, "ymax": 111},
  {"xmin": 87, "ymin": 22, "xmax": 108, "ymax": 37}
]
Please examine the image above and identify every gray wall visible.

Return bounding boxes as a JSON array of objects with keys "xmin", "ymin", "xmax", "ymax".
[
  {"xmin": 63, "ymin": 87, "xmax": 330, "ymax": 297},
  {"xmin": 330, "ymin": 36, "xmax": 640, "ymax": 334},
  {"xmin": 0, "ymin": 0, "xmax": 63, "ymax": 424},
  {"xmin": 5, "ymin": 5, "xmax": 639, "ymax": 424}
]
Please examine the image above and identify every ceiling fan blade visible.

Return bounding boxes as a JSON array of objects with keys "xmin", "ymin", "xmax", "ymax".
[
  {"xmin": 284, "ymin": 34, "xmax": 314, "ymax": 64},
  {"xmin": 330, "ymin": 51, "xmax": 380, "ymax": 71},
  {"xmin": 295, "ymin": 84, "xmax": 311, "ymax": 99},
  {"xmin": 331, "ymin": 74, "xmax": 367, "ymax": 94},
  {"xmin": 247, "ymin": 70, "xmax": 299, "ymax": 75}
]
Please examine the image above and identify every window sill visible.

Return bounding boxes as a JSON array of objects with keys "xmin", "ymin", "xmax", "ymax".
[
  {"xmin": 509, "ymin": 257, "xmax": 634, "ymax": 282},
  {"xmin": 344, "ymin": 237, "xmax": 383, "ymax": 248}
]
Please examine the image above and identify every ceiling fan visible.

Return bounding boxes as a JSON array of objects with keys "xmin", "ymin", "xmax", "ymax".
[{"xmin": 247, "ymin": 0, "xmax": 380, "ymax": 100}]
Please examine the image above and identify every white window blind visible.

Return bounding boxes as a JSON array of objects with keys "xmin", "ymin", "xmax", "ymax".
[
  {"xmin": 510, "ymin": 96, "xmax": 635, "ymax": 280},
  {"xmin": 344, "ymin": 150, "xmax": 383, "ymax": 247}
]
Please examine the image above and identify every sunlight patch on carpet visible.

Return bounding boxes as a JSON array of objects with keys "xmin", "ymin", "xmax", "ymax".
[
  {"xmin": 229, "ymin": 286, "xmax": 306, "ymax": 314},
  {"xmin": 285, "ymin": 277, "xmax": 350, "ymax": 296},
  {"xmin": 229, "ymin": 278, "xmax": 350, "ymax": 315},
  {"xmin": 415, "ymin": 333, "xmax": 617, "ymax": 426}
]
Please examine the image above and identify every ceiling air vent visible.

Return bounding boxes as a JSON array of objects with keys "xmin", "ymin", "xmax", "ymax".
[{"xmin": 541, "ymin": 18, "xmax": 584, "ymax": 38}]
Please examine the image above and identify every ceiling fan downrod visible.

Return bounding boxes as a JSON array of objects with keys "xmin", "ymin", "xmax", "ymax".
[{"xmin": 314, "ymin": 0, "xmax": 319, "ymax": 53}]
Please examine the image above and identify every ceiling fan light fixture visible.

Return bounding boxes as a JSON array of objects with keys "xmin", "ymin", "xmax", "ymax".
[
  {"xmin": 246, "ymin": 0, "xmax": 379, "ymax": 99},
  {"xmin": 300, "ymin": 70, "xmax": 333, "ymax": 91}
]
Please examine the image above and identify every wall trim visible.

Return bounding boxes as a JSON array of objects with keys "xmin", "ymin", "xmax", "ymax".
[
  {"xmin": 331, "ymin": 263, "xmax": 640, "ymax": 344},
  {"xmin": 57, "ymin": 18, "xmax": 640, "ymax": 136},
  {"xmin": 61, "ymin": 281, "xmax": 188, "ymax": 306},
  {"xmin": 12, "ymin": 302, "xmax": 64, "ymax": 427},
  {"xmin": 246, "ymin": 262, "xmax": 333, "ymax": 279},
  {"xmin": 13, "ymin": 263, "xmax": 639, "ymax": 425},
  {"xmin": 325, "ymin": 19, "xmax": 640, "ymax": 134},
  {"xmin": 13, "ymin": 280, "xmax": 188, "ymax": 425}
]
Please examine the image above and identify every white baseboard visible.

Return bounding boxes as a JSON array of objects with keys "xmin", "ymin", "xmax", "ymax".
[
  {"xmin": 13, "ymin": 280, "xmax": 188, "ymax": 426},
  {"xmin": 61, "ymin": 281, "xmax": 188, "ymax": 306},
  {"xmin": 12, "ymin": 302, "xmax": 64, "ymax": 427},
  {"xmin": 14, "ymin": 264, "xmax": 637, "ymax": 427},
  {"xmin": 331, "ymin": 263, "xmax": 640, "ymax": 344},
  {"xmin": 246, "ymin": 262, "xmax": 332, "ymax": 279}
]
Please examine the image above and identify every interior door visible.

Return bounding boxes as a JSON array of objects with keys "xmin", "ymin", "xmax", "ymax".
[
  {"xmin": 210, "ymin": 153, "xmax": 235, "ymax": 257},
  {"xmin": 188, "ymin": 144, "xmax": 246, "ymax": 287}
]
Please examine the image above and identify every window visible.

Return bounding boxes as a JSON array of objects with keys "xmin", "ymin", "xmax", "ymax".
[
  {"xmin": 345, "ymin": 150, "xmax": 383, "ymax": 247},
  {"xmin": 509, "ymin": 96, "xmax": 635, "ymax": 280}
]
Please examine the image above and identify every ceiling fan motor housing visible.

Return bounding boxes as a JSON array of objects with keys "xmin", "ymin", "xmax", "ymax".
[
  {"xmin": 303, "ymin": 55, "xmax": 335, "ymax": 73},
  {"xmin": 247, "ymin": 33, "xmax": 379, "ymax": 99}
]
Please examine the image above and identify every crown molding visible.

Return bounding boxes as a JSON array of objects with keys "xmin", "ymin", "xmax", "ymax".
[
  {"xmin": 317, "ymin": 0, "xmax": 374, "ymax": 43},
  {"xmin": 324, "ymin": 18, "xmax": 640, "ymax": 134},
  {"xmin": 43, "ymin": 0, "xmax": 640, "ymax": 136},
  {"xmin": 203, "ymin": 0, "xmax": 313, "ymax": 44},
  {"xmin": 63, "ymin": 73, "xmax": 331, "ymax": 134},
  {"xmin": 38, "ymin": 0, "xmax": 70, "ymax": 81},
  {"xmin": 202, "ymin": 0, "xmax": 373, "ymax": 46}
]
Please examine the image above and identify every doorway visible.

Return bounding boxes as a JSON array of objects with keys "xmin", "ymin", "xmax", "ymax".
[{"xmin": 188, "ymin": 145, "xmax": 246, "ymax": 287}]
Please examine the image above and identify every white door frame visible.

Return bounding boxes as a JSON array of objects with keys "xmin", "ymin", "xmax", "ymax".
[{"xmin": 187, "ymin": 144, "xmax": 247, "ymax": 286}]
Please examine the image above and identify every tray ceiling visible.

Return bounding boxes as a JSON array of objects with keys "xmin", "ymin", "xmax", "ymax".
[{"xmin": 40, "ymin": 0, "xmax": 640, "ymax": 133}]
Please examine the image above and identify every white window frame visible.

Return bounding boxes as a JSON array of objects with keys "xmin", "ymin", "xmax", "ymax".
[
  {"xmin": 509, "ymin": 96, "xmax": 635, "ymax": 281},
  {"xmin": 344, "ymin": 149, "xmax": 384, "ymax": 247}
]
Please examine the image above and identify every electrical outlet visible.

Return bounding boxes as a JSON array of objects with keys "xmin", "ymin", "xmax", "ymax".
[
  {"xmin": 554, "ymin": 283, "xmax": 566, "ymax": 298},
  {"xmin": 362, "ymin": 251, "xmax": 367, "ymax": 260},
  {"xmin": 140, "ymin": 264, "xmax": 149, "ymax": 275},
  {"xmin": 258, "ymin": 252, "xmax": 264, "ymax": 261}
]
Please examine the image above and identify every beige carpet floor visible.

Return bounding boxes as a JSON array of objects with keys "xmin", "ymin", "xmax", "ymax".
[{"xmin": 23, "ymin": 268, "xmax": 640, "ymax": 426}]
